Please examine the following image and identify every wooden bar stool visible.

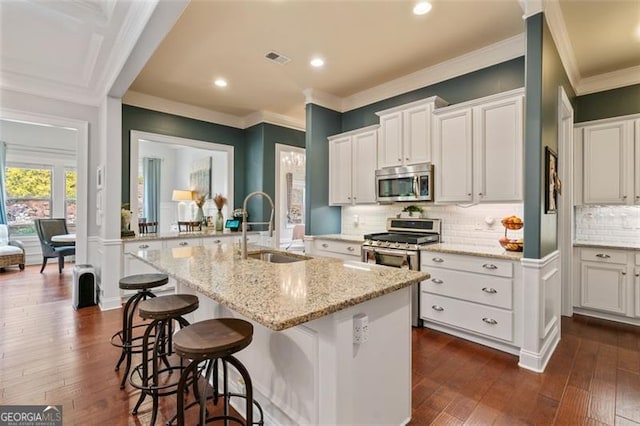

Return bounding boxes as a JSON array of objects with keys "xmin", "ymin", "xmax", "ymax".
[
  {"xmin": 170, "ymin": 318, "xmax": 264, "ymax": 426},
  {"xmin": 130, "ymin": 294, "xmax": 200, "ymax": 426},
  {"xmin": 111, "ymin": 273, "xmax": 168, "ymax": 389}
]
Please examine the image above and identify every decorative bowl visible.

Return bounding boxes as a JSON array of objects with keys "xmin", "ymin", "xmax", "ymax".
[
  {"xmin": 501, "ymin": 218, "xmax": 524, "ymax": 230},
  {"xmin": 499, "ymin": 238, "xmax": 523, "ymax": 252}
]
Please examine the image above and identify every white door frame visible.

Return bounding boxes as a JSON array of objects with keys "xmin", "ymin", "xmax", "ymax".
[
  {"xmin": 275, "ymin": 143, "xmax": 305, "ymax": 248},
  {"xmin": 0, "ymin": 108, "xmax": 89, "ymax": 264},
  {"xmin": 558, "ymin": 86, "xmax": 574, "ymax": 317}
]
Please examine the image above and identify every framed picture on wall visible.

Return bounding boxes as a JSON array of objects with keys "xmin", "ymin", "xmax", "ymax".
[{"xmin": 545, "ymin": 147, "xmax": 558, "ymax": 214}]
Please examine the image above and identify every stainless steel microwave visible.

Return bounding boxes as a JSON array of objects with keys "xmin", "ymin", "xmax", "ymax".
[{"xmin": 375, "ymin": 163, "xmax": 433, "ymax": 202}]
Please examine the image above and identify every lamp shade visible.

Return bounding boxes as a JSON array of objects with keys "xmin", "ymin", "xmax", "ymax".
[{"xmin": 172, "ymin": 189, "xmax": 193, "ymax": 202}]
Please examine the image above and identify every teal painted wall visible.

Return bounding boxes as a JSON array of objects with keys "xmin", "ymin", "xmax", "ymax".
[
  {"xmin": 576, "ymin": 84, "xmax": 640, "ymax": 123},
  {"xmin": 305, "ymin": 104, "xmax": 342, "ymax": 235},
  {"xmin": 341, "ymin": 57, "xmax": 525, "ymax": 132},
  {"xmin": 122, "ymin": 106, "xmax": 304, "ymax": 220},
  {"xmin": 244, "ymin": 123, "xmax": 305, "ymax": 223},
  {"xmin": 523, "ymin": 13, "xmax": 576, "ymax": 259}
]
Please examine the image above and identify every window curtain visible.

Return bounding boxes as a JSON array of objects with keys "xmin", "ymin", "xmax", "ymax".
[
  {"xmin": 0, "ymin": 142, "xmax": 7, "ymax": 224},
  {"xmin": 142, "ymin": 158, "xmax": 161, "ymax": 222}
]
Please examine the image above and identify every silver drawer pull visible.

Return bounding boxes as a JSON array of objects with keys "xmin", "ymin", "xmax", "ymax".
[
  {"xmin": 482, "ymin": 317, "xmax": 498, "ymax": 325},
  {"xmin": 432, "ymin": 257, "xmax": 444, "ymax": 263},
  {"xmin": 179, "ymin": 241, "xmax": 189, "ymax": 246},
  {"xmin": 636, "ymin": 273, "xmax": 640, "ymax": 277},
  {"xmin": 482, "ymin": 263, "xmax": 498, "ymax": 270},
  {"xmin": 482, "ymin": 287, "xmax": 497, "ymax": 294},
  {"xmin": 621, "ymin": 272, "xmax": 627, "ymax": 276},
  {"xmin": 431, "ymin": 305, "xmax": 444, "ymax": 312},
  {"xmin": 139, "ymin": 244, "xmax": 149, "ymax": 249},
  {"xmin": 431, "ymin": 278, "xmax": 443, "ymax": 284},
  {"xmin": 322, "ymin": 243, "xmax": 329, "ymax": 248},
  {"xmin": 347, "ymin": 246, "xmax": 355, "ymax": 252},
  {"xmin": 214, "ymin": 239, "xmax": 221, "ymax": 244},
  {"xmin": 595, "ymin": 253, "xmax": 610, "ymax": 259}
]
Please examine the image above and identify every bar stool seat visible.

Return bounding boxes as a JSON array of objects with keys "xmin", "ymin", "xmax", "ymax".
[
  {"xmin": 171, "ymin": 318, "xmax": 263, "ymax": 426},
  {"xmin": 130, "ymin": 294, "xmax": 200, "ymax": 426},
  {"xmin": 111, "ymin": 273, "xmax": 169, "ymax": 390}
]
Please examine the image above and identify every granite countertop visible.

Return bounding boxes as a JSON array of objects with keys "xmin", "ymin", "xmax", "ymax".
[
  {"xmin": 122, "ymin": 229, "xmax": 259, "ymax": 242},
  {"xmin": 421, "ymin": 243, "xmax": 523, "ymax": 261},
  {"xmin": 573, "ymin": 241, "xmax": 640, "ymax": 251},
  {"xmin": 132, "ymin": 244, "xmax": 428, "ymax": 331},
  {"xmin": 304, "ymin": 234, "xmax": 364, "ymax": 243}
]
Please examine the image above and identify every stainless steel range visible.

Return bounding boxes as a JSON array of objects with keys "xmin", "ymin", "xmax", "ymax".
[{"xmin": 362, "ymin": 218, "xmax": 441, "ymax": 327}]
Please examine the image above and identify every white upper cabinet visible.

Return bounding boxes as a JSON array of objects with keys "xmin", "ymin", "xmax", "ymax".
[
  {"xmin": 328, "ymin": 125, "xmax": 379, "ymax": 205},
  {"xmin": 575, "ymin": 116, "xmax": 639, "ymax": 205},
  {"xmin": 433, "ymin": 89, "xmax": 524, "ymax": 204},
  {"xmin": 376, "ymin": 97, "xmax": 448, "ymax": 169}
]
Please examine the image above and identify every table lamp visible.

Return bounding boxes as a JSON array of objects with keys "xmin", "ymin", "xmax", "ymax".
[{"xmin": 172, "ymin": 189, "xmax": 194, "ymax": 221}]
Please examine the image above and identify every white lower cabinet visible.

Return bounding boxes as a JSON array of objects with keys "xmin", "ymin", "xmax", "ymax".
[
  {"xmin": 306, "ymin": 237, "xmax": 361, "ymax": 261},
  {"xmin": 575, "ymin": 247, "xmax": 638, "ymax": 322},
  {"xmin": 420, "ymin": 251, "xmax": 521, "ymax": 352}
]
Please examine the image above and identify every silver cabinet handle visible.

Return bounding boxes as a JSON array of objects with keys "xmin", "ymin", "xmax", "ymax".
[
  {"xmin": 322, "ymin": 243, "xmax": 329, "ymax": 248},
  {"xmin": 467, "ymin": 193, "xmax": 471, "ymax": 196},
  {"xmin": 595, "ymin": 253, "xmax": 611, "ymax": 259},
  {"xmin": 432, "ymin": 257, "xmax": 444, "ymax": 263},
  {"xmin": 482, "ymin": 287, "xmax": 497, "ymax": 294},
  {"xmin": 431, "ymin": 305, "xmax": 444, "ymax": 312},
  {"xmin": 635, "ymin": 273, "xmax": 640, "ymax": 277},
  {"xmin": 347, "ymin": 197, "xmax": 351, "ymax": 200},
  {"xmin": 623, "ymin": 195, "xmax": 627, "ymax": 199},
  {"xmin": 482, "ymin": 318, "xmax": 498, "ymax": 325},
  {"xmin": 179, "ymin": 241, "xmax": 188, "ymax": 246},
  {"xmin": 347, "ymin": 246, "xmax": 355, "ymax": 252},
  {"xmin": 621, "ymin": 272, "xmax": 627, "ymax": 276},
  {"xmin": 406, "ymin": 157, "xmax": 409, "ymax": 161},
  {"xmin": 635, "ymin": 195, "xmax": 640, "ymax": 199},
  {"xmin": 213, "ymin": 239, "xmax": 221, "ymax": 244},
  {"xmin": 139, "ymin": 244, "xmax": 149, "ymax": 249},
  {"xmin": 397, "ymin": 158, "xmax": 402, "ymax": 162},
  {"xmin": 482, "ymin": 264, "xmax": 498, "ymax": 270},
  {"xmin": 478, "ymin": 192, "xmax": 484, "ymax": 196},
  {"xmin": 431, "ymin": 278, "xmax": 443, "ymax": 284}
]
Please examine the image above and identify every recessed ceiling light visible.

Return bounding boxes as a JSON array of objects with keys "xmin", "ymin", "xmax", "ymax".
[
  {"xmin": 413, "ymin": 1, "xmax": 432, "ymax": 15},
  {"xmin": 214, "ymin": 78, "xmax": 227, "ymax": 87},
  {"xmin": 310, "ymin": 57, "xmax": 325, "ymax": 68}
]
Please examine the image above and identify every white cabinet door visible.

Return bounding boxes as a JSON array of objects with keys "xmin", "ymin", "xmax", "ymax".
[
  {"xmin": 352, "ymin": 129, "xmax": 378, "ymax": 203},
  {"xmin": 329, "ymin": 136, "xmax": 353, "ymax": 205},
  {"xmin": 473, "ymin": 95, "xmax": 523, "ymax": 202},
  {"xmin": 582, "ymin": 120, "xmax": 633, "ymax": 204},
  {"xmin": 580, "ymin": 261, "xmax": 628, "ymax": 315},
  {"xmin": 377, "ymin": 111, "xmax": 403, "ymax": 168},
  {"xmin": 403, "ymin": 103, "xmax": 431, "ymax": 165},
  {"xmin": 434, "ymin": 108, "xmax": 473, "ymax": 203}
]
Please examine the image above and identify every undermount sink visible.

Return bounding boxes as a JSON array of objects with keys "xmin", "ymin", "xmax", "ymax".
[{"xmin": 247, "ymin": 251, "xmax": 311, "ymax": 264}]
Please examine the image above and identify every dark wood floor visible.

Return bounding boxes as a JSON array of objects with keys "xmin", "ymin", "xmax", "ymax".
[{"xmin": 1, "ymin": 266, "xmax": 639, "ymax": 425}]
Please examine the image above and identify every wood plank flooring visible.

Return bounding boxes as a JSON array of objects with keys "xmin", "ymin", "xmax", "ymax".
[{"xmin": 1, "ymin": 266, "xmax": 639, "ymax": 425}]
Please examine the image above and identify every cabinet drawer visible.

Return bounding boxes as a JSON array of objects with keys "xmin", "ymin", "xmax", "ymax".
[
  {"xmin": 314, "ymin": 239, "xmax": 361, "ymax": 258},
  {"xmin": 421, "ymin": 268, "xmax": 513, "ymax": 309},
  {"xmin": 124, "ymin": 240, "xmax": 163, "ymax": 253},
  {"xmin": 165, "ymin": 238, "xmax": 202, "ymax": 249},
  {"xmin": 580, "ymin": 248, "xmax": 627, "ymax": 264},
  {"xmin": 421, "ymin": 252, "xmax": 513, "ymax": 278},
  {"xmin": 421, "ymin": 293, "xmax": 513, "ymax": 342}
]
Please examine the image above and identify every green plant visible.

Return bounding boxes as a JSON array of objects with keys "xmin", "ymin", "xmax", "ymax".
[{"xmin": 402, "ymin": 205, "xmax": 423, "ymax": 213}]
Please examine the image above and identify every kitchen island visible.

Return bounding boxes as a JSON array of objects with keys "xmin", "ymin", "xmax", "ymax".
[{"xmin": 133, "ymin": 244, "xmax": 428, "ymax": 425}]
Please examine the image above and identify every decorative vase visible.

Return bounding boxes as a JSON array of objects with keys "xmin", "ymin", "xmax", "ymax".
[
  {"xmin": 195, "ymin": 206, "xmax": 204, "ymax": 223},
  {"xmin": 215, "ymin": 210, "xmax": 224, "ymax": 232}
]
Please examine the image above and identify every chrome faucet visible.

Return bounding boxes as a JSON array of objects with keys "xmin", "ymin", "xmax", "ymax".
[{"xmin": 241, "ymin": 191, "xmax": 275, "ymax": 259}]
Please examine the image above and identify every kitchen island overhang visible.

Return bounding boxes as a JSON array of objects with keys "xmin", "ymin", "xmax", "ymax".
[{"xmin": 132, "ymin": 244, "xmax": 429, "ymax": 425}]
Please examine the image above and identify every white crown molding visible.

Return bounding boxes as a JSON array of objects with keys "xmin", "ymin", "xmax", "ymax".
[
  {"xmin": 244, "ymin": 111, "xmax": 305, "ymax": 132},
  {"xmin": 342, "ymin": 33, "xmax": 526, "ymax": 112},
  {"xmin": 576, "ymin": 65, "xmax": 640, "ymax": 96},
  {"xmin": 542, "ymin": 0, "xmax": 580, "ymax": 92},
  {"xmin": 123, "ymin": 91, "xmax": 245, "ymax": 129},
  {"xmin": 519, "ymin": 0, "xmax": 543, "ymax": 19},
  {"xmin": 303, "ymin": 88, "xmax": 343, "ymax": 112}
]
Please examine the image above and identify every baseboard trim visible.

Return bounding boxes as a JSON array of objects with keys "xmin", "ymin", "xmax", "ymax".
[
  {"xmin": 99, "ymin": 296, "xmax": 121, "ymax": 311},
  {"xmin": 518, "ymin": 323, "xmax": 560, "ymax": 372}
]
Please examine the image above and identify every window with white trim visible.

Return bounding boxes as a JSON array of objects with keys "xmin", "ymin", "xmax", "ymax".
[{"xmin": 5, "ymin": 164, "xmax": 52, "ymax": 235}]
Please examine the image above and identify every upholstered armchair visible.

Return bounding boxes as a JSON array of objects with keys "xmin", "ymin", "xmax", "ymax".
[
  {"xmin": 34, "ymin": 218, "xmax": 76, "ymax": 273},
  {"xmin": 0, "ymin": 224, "xmax": 25, "ymax": 271}
]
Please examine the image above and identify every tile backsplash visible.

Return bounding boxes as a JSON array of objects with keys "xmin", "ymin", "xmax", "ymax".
[
  {"xmin": 341, "ymin": 203, "xmax": 524, "ymax": 247},
  {"xmin": 574, "ymin": 205, "xmax": 640, "ymax": 245}
]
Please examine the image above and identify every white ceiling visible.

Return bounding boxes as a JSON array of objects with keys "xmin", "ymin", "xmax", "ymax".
[{"xmin": 1, "ymin": 0, "xmax": 638, "ymax": 127}]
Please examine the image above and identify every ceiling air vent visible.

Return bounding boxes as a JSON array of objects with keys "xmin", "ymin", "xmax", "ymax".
[{"xmin": 265, "ymin": 51, "xmax": 291, "ymax": 65}]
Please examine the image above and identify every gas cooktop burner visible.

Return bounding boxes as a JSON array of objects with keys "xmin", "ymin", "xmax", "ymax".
[{"xmin": 362, "ymin": 217, "xmax": 441, "ymax": 249}]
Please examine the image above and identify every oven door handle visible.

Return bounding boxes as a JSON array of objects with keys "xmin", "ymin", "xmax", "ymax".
[{"xmin": 366, "ymin": 247, "xmax": 416, "ymax": 257}]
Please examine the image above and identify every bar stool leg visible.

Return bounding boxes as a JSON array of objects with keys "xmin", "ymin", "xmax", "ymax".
[
  {"xmin": 225, "ymin": 356, "xmax": 254, "ymax": 425},
  {"xmin": 177, "ymin": 360, "xmax": 200, "ymax": 426}
]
